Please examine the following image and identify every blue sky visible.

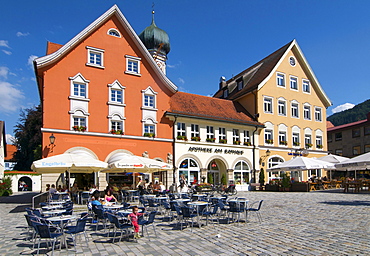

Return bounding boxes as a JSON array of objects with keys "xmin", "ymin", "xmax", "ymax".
[{"xmin": 1, "ymin": 0, "xmax": 369, "ymax": 143}]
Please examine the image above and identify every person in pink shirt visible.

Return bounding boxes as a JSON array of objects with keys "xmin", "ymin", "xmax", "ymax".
[{"xmin": 128, "ymin": 206, "xmax": 144, "ymax": 238}]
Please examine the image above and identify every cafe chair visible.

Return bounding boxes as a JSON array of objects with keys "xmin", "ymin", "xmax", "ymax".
[
  {"xmin": 201, "ymin": 204, "xmax": 219, "ymax": 225},
  {"xmin": 80, "ymin": 192, "xmax": 90, "ymax": 205},
  {"xmin": 109, "ymin": 213, "xmax": 132, "ymax": 243},
  {"xmin": 92, "ymin": 207, "xmax": 108, "ymax": 231},
  {"xmin": 33, "ymin": 222, "xmax": 64, "ymax": 256},
  {"xmin": 64, "ymin": 218, "xmax": 89, "ymax": 251},
  {"xmin": 246, "ymin": 200, "xmax": 264, "ymax": 223},
  {"xmin": 180, "ymin": 206, "xmax": 197, "ymax": 232},
  {"xmin": 138, "ymin": 211, "xmax": 157, "ymax": 240},
  {"xmin": 227, "ymin": 201, "xmax": 244, "ymax": 224}
]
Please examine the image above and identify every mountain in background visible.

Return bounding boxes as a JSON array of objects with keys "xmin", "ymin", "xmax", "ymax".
[{"xmin": 327, "ymin": 99, "xmax": 370, "ymax": 126}]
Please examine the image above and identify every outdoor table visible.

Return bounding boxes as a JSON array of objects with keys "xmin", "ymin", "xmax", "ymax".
[
  {"xmin": 103, "ymin": 204, "xmax": 123, "ymax": 211},
  {"xmin": 188, "ymin": 201, "xmax": 209, "ymax": 226},
  {"xmin": 48, "ymin": 200, "xmax": 66, "ymax": 205},
  {"xmin": 42, "ymin": 209, "xmax": 66, "ymax": 216},
  {"xmin": 322, "ymin": 181, "xmax": 330, "ymax": 190},
  {"xmin": 42, "ymin": 205, "xmax": 64, "ymax": 210},
  {"xmin": 173, "ymin": 198, "xmax": 190, "ymax": 206},
  {"xmin": 143, "ymin": 194, "xmax": 157, "ymax": 199},
  {"xmin": 118, "ymin": 208, "xmax": 143, "ymax": 216},
  {"xmin": 343, "ymin": 182, "xmax": 362, "ymax": 193},
  {"xmin": 309, "ymin": 182, "xmax": 317, "ymax": 191}
]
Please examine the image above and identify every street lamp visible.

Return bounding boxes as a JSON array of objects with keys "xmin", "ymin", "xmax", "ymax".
[
  {"xmin": 49, "ymin": 133, "xmax": 56, "ymax": 152},
  {"xmin": 259, "ymin": 149, "xmax": 271, "ymax": 167}
]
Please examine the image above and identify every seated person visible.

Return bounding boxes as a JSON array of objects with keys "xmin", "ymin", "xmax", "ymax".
[
  {"xmin": 91, "ymin": 190, "xmax": 102, "ymax": 208},
  {"xmin": 105, "ymin": 189, "xmax": 117, "ymax": 203},
  {"xmin": 159, "ymin": 182, "xmax": 166, "ymax": 193},
  {"xmin": 153, "ymin": 181, "xmax": 160, "ymax": 194}
]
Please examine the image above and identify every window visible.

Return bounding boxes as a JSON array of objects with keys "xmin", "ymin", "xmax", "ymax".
[
  {"xmin": 232, "ymin": 129, "xmax": 240, "ymax": 143},
  {"xmin": 365, "ymin": 126, "xmax": 370, "ymax": 135},
  {"xmin": 291, "ymin": 103, "xmax": 299, "ymax": 118},
  {"xmin": 125, "ymin": 55, "xmax": 141, "ymax": 75},
  {"xmin": 111, "ymin": 121, "xmax": 122, "ymax": 131},
  {"xmin": 144, "ymin": 95, "xmax": 154, "ymax": 108},
  {"xmin": 279, "ymin": 131, "xmax": 287, "ymax": 145},
  {"xmin": 293, "ymin": 133, "xmax": 300, "ymax": 146},
  {"xmin": 108, "ymin": 28, "xmax": 120, "ymax": 37},
  {"xmin": 308, "ymin": 169, "xmax": 321, "ymax": 178},
  {"xmin": 365, "ymin": 144, "xmax": 370, "ymax": 153},
  {"xmin": 265, "ymin": 129, "xmax": 273, "ymax": 144},
  {"xmin": 316, "ymin": 136, "xmax": 323, "ymax": 149},
  {"xmin": 328, "ymin": 134, "xmax": 332, "ymax": 143},
  {"xmin": 303, "ymin": 80, "xmax": 310, "ymax": 93},
  {"xmin": 219, "ymin": 127, "xmax": 226, "ymax": 141},
  {"xmin": 73, "ymin": 83, "xmax": 86, "ymax": 98},
  {"xmin": 352, "ymin": 128, "xmax": 360, "ymax": 138},
  {"xmin": 277, "ymin": 73, "xmax": 285, "ymax": 87},
  {"xmin": 234, "ymin": 161, "xmax": 250, "ymax": 185},
  {"xmin": 244, "ymin": 130, "xmax": 250, "ymax": 143},
  {"xmin": 177, "ymin": 122, "xmax": 186, "ymax": 137},
  {"xmin": 335, "ymin": 132, "xmax": 342, "ymax": 141},
  {"xmin": 278, "ymin": 100, "xmax": 286, "ymax": 116},
  {"xmin": 237, "ymin": 79, "xmax": 243, "ymax": 90},
  {"xmin": 86, "ymin": 46, "xmax": 104, "ymax": 68},
  {"xmin": 206, "ymin": 126, "xmax": 214, "ymax": 139},
  {"xmin": 304, "ymin": 105, "xmax": 311, "ymax": 120},
  {"xmin": 353, "ymin": 146, "xmax": 361, "ymax": 156},
  {"xmin": 73, "ymin": 117, "xmax": 86, "ymax": 128},
  {"xmin": 223, "ymin": 89, "xmax": 229, "ymax": 98},
  {"xmin": 191, "ymin": 124, "xmax": 200, "ymax": 138},
  {"xmin": 144, "ymin": 124, "xmax": 155, "ymax": 134},
  {"xmin": 264, "ymin": 97, "xmax": 273, "ymax": 113},
  {"xmin": 111, "ymin": 89, "xmax": 122, "ymax": 103},
  {"xmin": 335, "ymin": 149, "xmax": 343, "ymax": 156},
  {"xmin": 305, "ymin": 134, "xmax": 312, "ymax": 147},
  {"xmin": 315, "ymin": 107, "xmax": 322, "ymax": 122},
  {"xmin": 290, "ymin": 76, "xmax": 298, "ymax": 90}
]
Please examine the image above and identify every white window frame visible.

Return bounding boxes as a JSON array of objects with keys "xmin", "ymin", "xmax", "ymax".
[
  {"xmin": 111, "ymin": 120, "xmax": 123, "ymax": 131},
  {"xmin": 244, "ymin": 130, "xmax": 250, "ymax": 143},
  {"xmin": 278, "ymin": 99, "xmax": 286, "ymax": 116},
  {"xmin": 144, "ymin": 124, "xmax": 155, "ymax": 134},
  {"xmin": 305, "ymin": 134, "xmax": 312, "ymax": 146},
  {"xmin": 279, "ymin": 131, "xmax": 287, "ymax": 146},
  {"xmin": 232, "ymin": 129, "xmax": 240, "ymax": 143},
  {"xmin": 291, "ymin": 102, "xmax": 299, "ymax": 118},
  {"xmin": 191, "ymin": 124, "xmax": 200, "ymax": 138},
  {"xmin": 69, "ymin": 73, "xmax": 90, "ymax": 101},
  {"xmin": 177, "ymin": 122, "xmax": 186, "ymax": 137},
  {"xmin": 315, "ymin": 107, "xmax": 322, "ymax": 122},
  {"xmin": 304, "ymin": 104, "xmax": 311, "ymax": 120},
  {"xmin": 206, "ymin": 126, "xmax": 214, "ymax": 139},
  {"xmin": 264, "ymin": 96, "xmax": 273, "ymax": 114},
  {"xmin": 316, "ymin": 135, "xmax": 323, "ymax": 149},
  {"xmin": 141, "ymin": 87, "xmax": 157, "ymax": 110},
  {"xmin": 107, "ymin": 28, "xmax": 121, "ymax": 38},
  {"xmin": 125, "ymin": 55, "xmax": 141, "ymax": 76},
  {"xmin": 290, "ymin": 76, "xmax": 298, "ymax": 90},
  {"xmin": 265, "ymin": 129, "xmax": 273, "ymax": 143},
  {"xmin": 219, "ymin": 127, "xmax": 226, "ymax": 141},
  {"xmin": 86, "ymin": 46, "xmax": 104, "ymax": 68},
  {"xmin": 293, "ymin": 132, "xmax": 300, "ymax": 146},
  {"xmin": 73, "ymin": 116, "xmax": 86, "ymax": 127},
  {"xmin": 277, "ymin": 72, "xmax": 285, "ymax": 87},
  {"xmin": 302, "ymin": 79, "xmax": 310, "ymax": 93}
]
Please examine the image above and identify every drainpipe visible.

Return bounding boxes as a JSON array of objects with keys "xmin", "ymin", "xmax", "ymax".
[
  {"xmin": 172, "ymin": 116, "xmax": 178, "ymax": 185},
  {"xmin": 252, "ymin": 125, "xmax": 258, "ymax": 186}
]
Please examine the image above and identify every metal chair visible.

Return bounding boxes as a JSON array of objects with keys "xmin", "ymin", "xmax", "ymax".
[
  {"xmin": 138, "ymin": 211, "xmax": 157, "ymax": 240},
  {"xmin": 64, "ymin": 218, "xmax": 89, "ymax": 251},
  {"xmin": 180, "ymin": 206, "xmax": 197, "ymax": 232},
  {"xmin": 33, "ymin": 222, "xmax": 64, "ymax": 256},
  {"xmin": 109, "ymin": 213, "xmax": 133, "ymax": 243},
  {"xmin": 80, "ymin": 192, "xmax": 90, "ymax": 205},
  {"xmin": 246, "ymin": 200, "xmax": 263, "ymax": 223},
  {"xmin": 92, "ymin": 206, "xmax": 108, "ymax": 231}
]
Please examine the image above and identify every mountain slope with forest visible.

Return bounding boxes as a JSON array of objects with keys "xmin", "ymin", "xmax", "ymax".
[{"xmin": 327, "ymin": 99, "xmax": 370, "ymax": 126}]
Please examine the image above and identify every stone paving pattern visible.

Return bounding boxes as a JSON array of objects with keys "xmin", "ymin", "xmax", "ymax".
[{"xmin": 0, "ymin": 190, "xmax": 369, "ymax": 255}]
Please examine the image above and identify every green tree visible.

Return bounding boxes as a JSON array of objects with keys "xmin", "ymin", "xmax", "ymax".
[
  {"xmin": 259, "ymin": 168, "xmax": 265, "ymax": 185},
  {"xmin": 13, "ymin": 105, "xmax": 42, "ymax": 171},
  {"xmin": 207, "ymin": 173, "xmax": 214, "ymax": 184},
  {"xmin": 221, "ymin": 173, "xmax": 227, "ymax": 185}
]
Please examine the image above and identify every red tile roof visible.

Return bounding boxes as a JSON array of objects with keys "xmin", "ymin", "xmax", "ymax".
[
  {"xmin": 327, "ymin": 119, "xmax": 368, "ymax": 131},
  {"xmin": 46, "ymin": 41, "xmax": 63, "ymax": 55},
  {"xmin": 167, "ymin": 92, "xmax": 263, "ymax": 126},
  {"xmin": 5, "ymin": 144, "xmax": 17, "ymax": 161}
]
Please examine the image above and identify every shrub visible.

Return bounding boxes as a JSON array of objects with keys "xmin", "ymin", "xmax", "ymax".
[{"xmin": 0, "ymin": 177, "xmax": 12, "ymax": 196}]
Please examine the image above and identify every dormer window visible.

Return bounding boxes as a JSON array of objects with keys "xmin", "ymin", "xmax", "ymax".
[
  {"xmin": 107, "ymin": 28, "xmax": 121, "ymax": 38},
  {"xmin": 223, "ymin": 89, "xmax": 229, "ymax": 98},
  {"xmin": 237, "ymin": 79, "xmax": 243, "ymax": 91}
]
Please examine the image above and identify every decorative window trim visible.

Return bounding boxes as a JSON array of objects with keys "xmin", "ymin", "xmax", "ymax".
[
  {"xmin": 276, "ymin": 72, "xmax": 286, "ymax": 87},
  {"xmin": 125, "ymin": 55, "xmax": 141, "ymax": 76},
  {"xmin": 107, "ymin": 28, "xmax": 121, "ymax": 38},
  {"xmin": 69, "ymin": 73, "xmax": 90, "ymax": 100},
  {"xmin": 108, "ymin": 80, "xmax": 125, "ymax": 105},
  {"xmin": 86, "ymin": 46, "xmax": 105, "ymax": 69},
  {"xmin": 141, "ymin": 87, "xmax": 157, "ymax": 110},
  {"xmin": 289, "ymin": 56, "xmax": 296, "ymax": 67}
]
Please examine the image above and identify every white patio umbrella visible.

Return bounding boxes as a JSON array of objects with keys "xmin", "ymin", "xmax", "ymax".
[
  {"xmin": 102, "ymin": 154, "xmax": 172, "ymax": 173},
  {"xmin": 267, "ymin": 156, "xmax": 335, "ymax": 171},
  {"xmin": 31, "ymin": 153, "xmax": 108, "ymax": 174},
  {"xmin": 335, "ymin": 152, "xmax": 370, "ymax": 171},
  {"xmin": 318, "ymin": 154, "xmax": 349, "ymax": 164}
]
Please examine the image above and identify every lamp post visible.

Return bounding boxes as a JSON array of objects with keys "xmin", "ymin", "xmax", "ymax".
[
  {"xmin": 49, "ymin": 133, "xmax": 56, "ymax": 153},
  {"xmin": 259, "ymin": 149, "xmax": 271, "ymax": 167}
]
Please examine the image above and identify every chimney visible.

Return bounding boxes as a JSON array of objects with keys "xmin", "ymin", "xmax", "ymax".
[{"xmin": 219, "ymin": 76, "xmax": 226, "ymax": 90}]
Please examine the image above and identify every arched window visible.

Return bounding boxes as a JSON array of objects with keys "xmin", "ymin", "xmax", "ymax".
[
  {"xmin": 107, "ymin": 28, "xmax": 121, "ymax": 38},
  {"xmin": 233, "ymin": 160, "xmax": 250, "ymax": 185},
  {"xmin": 207, "ymin": 161, "xmax": 219, "ymax": 184},
  {"xmin": 178, "ymin": 158, "xmax": 199, "ymax": 185},
  {"xmin": 267, "ymin": 157, "xmax": 284, "ymax": 181}
]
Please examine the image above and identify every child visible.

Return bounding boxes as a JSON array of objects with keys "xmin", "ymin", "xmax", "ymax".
[{"xmin": 128, "ymin": 206, "xmax": 144, "ymax": 238}]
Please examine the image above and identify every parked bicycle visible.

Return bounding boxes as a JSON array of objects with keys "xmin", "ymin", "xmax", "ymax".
[{"xmin": 215, "ymin": 184, "xmax": 237, "ymax": 195}]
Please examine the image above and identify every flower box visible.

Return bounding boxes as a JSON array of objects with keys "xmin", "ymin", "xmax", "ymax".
[
  {"xmin": 305, "ymin": 143, "xmax": 313, "ymax": 148},
  {"xmin": 110, "ymin": 129, "xmax": 124, "ymax": 135},
  {"xmin": 191, "ymin": 136, "xmax": 201, "ymax": 141},
  {"xmin": 293, "ymin": 141, "xmax": 300, "ymax": 146},
  {"xmin": 143, "ymin": 133, "xmax": 155, "ymax": 138},
  {"xmin": 317, "ymin": 144, "xmax": 323, "ymax": 149},
  {"xmin": 177, "ymin": 135, "xmax": 187, "ymax": 141},
  {"xmin": 219, "ymin": 139, "xmax": 227, "ymax": 144},
  {"xmin": 265, "ymin": 139, "xmax": 273, "ymax": 144},
  {"xmin": 206, "ymin": 138, "xmax": 216, "ymax": 142},
  {"xmin": 233, "ymin": 140, "xmax": 241, "ymax": 145},
  {"xmin": 279, "ymin": 140, "xmax": 288, "ymax": 146},
  {"xmin": 72, "ymin": 125, "xmax": 87, "ymax": 132},
  {"xmin": 244, "ymin": 141, "xmax": 252, "ymax": 146}
]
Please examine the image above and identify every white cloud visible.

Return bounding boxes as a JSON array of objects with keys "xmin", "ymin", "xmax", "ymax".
[
  {"xmin": 0, "ymin": 81, "xmax": 25, "ymax": 113},
  {"xmin": 332, "ymin": 103, "xmax": 355, "ymax": 114},
  {"xmin": 16, "ymin": 32, "xmax": 30, "ymax": 37},
  {"xmin": 178, "ymin": 78, "xmax": 185, "ymax": 85},
  {"xmin": 2, "ymin": 50, "xmax": 12, "ymax": 55},
  {"xmin": 0, "ymin": 66, "xmax": 9, "ymax": 79},
  {"xmin": 0, "ymin": 40, "xmax": 10, "ymax": 48},
  {"xmin": 6, "ymin": 134, "xmax": 15, "ymax": 145},
  {"xmin": 27, "ymin": 55, "xmax": 38, "ymax": 68}
]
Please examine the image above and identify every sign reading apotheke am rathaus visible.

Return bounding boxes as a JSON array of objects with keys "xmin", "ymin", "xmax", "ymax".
[{"xmin": 188, "ymin": 146, "xmax": 244, "ymax": 155}]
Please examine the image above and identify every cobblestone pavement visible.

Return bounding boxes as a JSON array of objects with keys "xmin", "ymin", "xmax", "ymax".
[{"xmin": 0, "ymin": 190, "xmax": 369, "ymax": 255}]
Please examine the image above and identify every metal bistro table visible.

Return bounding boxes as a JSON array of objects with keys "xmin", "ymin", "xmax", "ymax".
[
  {"xmin": 42, "ymin": 209, "xmax": 66, "ymax": 216},
  {"xmin": 187, "ymin": 201, "xmax": 209, "ymax": 227},
  {"xmin": 227, "ymin": 198, "xmax": 249, "ymax": 223}
]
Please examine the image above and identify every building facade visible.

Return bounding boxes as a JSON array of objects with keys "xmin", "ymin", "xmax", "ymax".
[
  {"xmin": 214, "ymin": 40, "xmax": 332, "ymax": 182},
  {"xmin": 327, "ymin": 113, "xmax": 370, "ymax": 157}
]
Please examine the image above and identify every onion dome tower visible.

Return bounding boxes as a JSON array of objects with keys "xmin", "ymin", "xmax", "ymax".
[{"xmin": 139, "ymin": 10, "xmax": 170, "ymax": 74}]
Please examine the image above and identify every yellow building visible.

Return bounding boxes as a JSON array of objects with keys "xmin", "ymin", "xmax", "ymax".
[{"xmin": 214, "ymin": 40, "xmax": 332, "ymax": 182}]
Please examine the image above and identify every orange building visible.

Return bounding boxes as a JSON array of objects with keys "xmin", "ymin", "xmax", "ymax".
[{"xmin": 34, "ymin": 5, "xmax": 177, "ymax": 190}]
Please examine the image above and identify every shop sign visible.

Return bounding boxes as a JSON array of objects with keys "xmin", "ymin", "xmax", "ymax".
[{"xmin": 188, "ymin": 146, "xmax": 244, "ymax": 155}]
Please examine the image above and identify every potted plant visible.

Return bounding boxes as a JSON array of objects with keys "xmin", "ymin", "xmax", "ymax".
[
  {"xmin": 72, "ymin": 125, "xmax": 87, "ymax": 132},
  {"xmin": 293, "ymin": 141, "xmax": 300, "ymax": 146},
  {"xmin": 176, "ymin": 135, "xmax": 187, "ymax": 141},
  {"xmin": 305, "ymin": 143, "xmax": 313, "ymax": 148},
  {"xmin": 191, "ymin": 136, "xmax": 201, "ymax": 141},
  {"xmin": 143, "ymin": 132, "xmax": 155, "ymax": 138},
  {"xmin": 279, "ymin": 140, "xmax": 288, "ymax": 146},
  {"xmin": 233, "ymin": 140, "xmax": 241, "ymax": 145},
  {"xmin": 265, "ymin": 139, "xmax": 273, "ymax": 144},
  {"xmin": 206, "ymin": 138, "xmax": 216, "ymax": 142},
  {"xmin": 317, "ymin": 144, "xmax": 323, "ymax": 149},
  {"xmin": 244, "ymin": 141, "xmax": 252, "ymax": 146},
  {"xmin": 110, "ymin": 129, "xmax": 124, "ymax": 135},
  {"xmin": 219, "ymin": 139, "xmax": 227, "ymax": 144},
  {"xmin": 280, "ymin": 173, "xmax": 291, "ymax": 192}
]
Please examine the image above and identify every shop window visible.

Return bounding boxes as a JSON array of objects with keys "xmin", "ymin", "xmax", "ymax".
[{"xmin": 179, "ymin": 158, "xmax": 199, "ymax": 185}]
